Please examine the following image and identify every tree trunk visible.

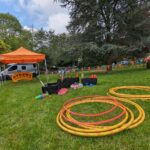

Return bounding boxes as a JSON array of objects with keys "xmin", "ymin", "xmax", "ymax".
[
  {"xmin": 147, "ymin": 61, "xmax": 150, "ymax": 69},
  {"xmin": 106, "ymin": 64, "xmax": 112, "ymax": 72},
  {"xmin": 106, "ymin": 34, "xmax": 111, "ymax": 43}
]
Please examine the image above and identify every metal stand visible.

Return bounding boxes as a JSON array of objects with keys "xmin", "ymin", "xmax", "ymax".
[{"xmin": 44, "ymin": 59, "xmax": 49, "ymax": 83}]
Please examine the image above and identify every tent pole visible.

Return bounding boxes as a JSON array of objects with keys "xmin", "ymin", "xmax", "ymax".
[
  {"xmin": 37, "ymin": 63, "xmax": 40, "ymax": 76},
  {"xmin": 44, "ymin": 59, "xmax": 48, "ymax": 83},
  {"xmin": 3, "ymin": 65, "xmax": 6, "ymax": 83},
  {"xmin": 36, "ymin": 63, "xmax": 45, "ymax": 87}
]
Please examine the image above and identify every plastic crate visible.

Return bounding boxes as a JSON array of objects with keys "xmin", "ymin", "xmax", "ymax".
[
  {"xmin": 81, "ymin": 78, "xmax": 97, "ymax": 86},
  {"xmin": 42, "ymin": 82, "xmax": 61, "ymax": 94},
  {"xmin": 58, "ymin": 77, "xmax": 79, "ymax": 88}
]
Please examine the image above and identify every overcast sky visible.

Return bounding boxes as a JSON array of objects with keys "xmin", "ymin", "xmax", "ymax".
[{"xmin": 0, "ymin": 0, "xmax": 70, "ymax": 34}]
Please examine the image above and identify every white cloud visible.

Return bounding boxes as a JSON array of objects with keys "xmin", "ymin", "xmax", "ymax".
[
  {"xmin": 18, "ymin": 0, "xmax": 70, "ymax": 34},
  {"xmin": 23, "ymin": 25, "xmax": 30, "ymax": 30},
  {"xmin": 47, "ymin": 13, "xmax": 70, "ymax": 34},
  {"xmin": 23, "ymin": 25, "xmax": 37, "ymax": 32},
  {"xmin": 19, "ymin": 0, "xmax": 54, "ymax": 14}
]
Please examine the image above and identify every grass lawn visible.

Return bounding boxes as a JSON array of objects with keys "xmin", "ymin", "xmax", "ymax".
[{"xmin": 0, "ymin": 67, "xmax": 150, "ymax": 150}]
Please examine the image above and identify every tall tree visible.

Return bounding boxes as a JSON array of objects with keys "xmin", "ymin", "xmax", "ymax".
[
  {"xmin": 33, "ymin": 28, "xmax": 50, "ymax": 52},
  {"xmin": 5, "ymin": 29, "xmax": 33, "ymax": 50},
  {"xmin": 57, "ymin": 0, "xmax": 150, "ymax": 69},
  {"xmin": 58, "ymin": 0, "xmax": 149, "ymax": 43},
  {"xmin": 0, "ymin": 40, "xmax": 10, "ymax": 54},
  {"xmin": 0, "ymin": 13, "xmax": 22, "ymax": 39},
  {"xmin": 0, "ymin": 13, "xmax": 33, "ymax": 51}
]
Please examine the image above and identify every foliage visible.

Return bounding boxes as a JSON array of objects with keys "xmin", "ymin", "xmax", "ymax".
[
  {"xmin": 56, "ymin": 0, "xmax": 150, "ymax": 66},
  {"xmin": 58, "ymin": 0, "xmax": 149, "ymax": 42},
  {"xmin": 99, "ymin": 44, "xmax": 127, "ymax": 64},
  {"xmin": 20, "ymin": 29, "xmax": 33, "ymax": 49},
  {"xmin": 0, "ymin": 13, "xmax": 22, "ymax": 39},
  {"xmin": 115, "ymin": 3, "xmax": 150, "ymax": 47},
  {"xmin": 0, "ymin": 40, "xmax": 10, "ymax": 53},
  {"xmin": 5, "ymin": 30, "xmax": 33, "ymax": 51},
  {"xmin": 0, "ymin": 13, "xmax": 33, "ymax": 51},
  {"xmin": 0, "ymin": 6, "xmax": 150, "ymax": 67},
  {"xmin": 33, "ymin": 29, "xmax": 67, "ymax": 66}
]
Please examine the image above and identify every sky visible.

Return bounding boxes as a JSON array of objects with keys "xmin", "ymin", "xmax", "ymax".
[{"xmin": 0, "ymin": 0, "xmax": 70, "ymax": 34}]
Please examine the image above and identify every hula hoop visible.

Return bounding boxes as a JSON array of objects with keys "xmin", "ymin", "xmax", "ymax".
[
  {"xmin": 56, "ymin": 96, "xmax": 136, "ymax": 137},
  {"xmin": 57, "ymin": 92, "xmax": 145, "ymax": 137},
  {"xmin": 107, "ymin": 95, "xmax": 145, "ymax": 129},
  {"xmin": 109, "ymin": 86, "xmax": 150, "ymax": 100},
  {"xmin": 61, "ymin": 99, "xmax": 126, "ymax": 125},
  {"xmin": 57, "ymin": 106, "xmax": 134, "ymax": 137},
  {"xmin": 63, "ymin": 96, "xmax": 118, "ymax": 117}
]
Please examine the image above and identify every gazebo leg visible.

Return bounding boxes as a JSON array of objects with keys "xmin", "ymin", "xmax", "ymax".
[{"xmin": 44, "ymin": 59, "xmax": 49, "ymax": 82}]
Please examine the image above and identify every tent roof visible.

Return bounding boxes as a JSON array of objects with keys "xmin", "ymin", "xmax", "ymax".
[{"xmin": 0, "ymin": 47, "xmax": 45, "ymax": 64}]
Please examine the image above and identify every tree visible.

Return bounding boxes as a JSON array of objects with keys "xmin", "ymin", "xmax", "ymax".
[
  {"xmin": 0, "ymin": 13, "xmax": 22, "ymax": 39},
  {"xmin": 33, "ymin": 29, "xmax": 56, "ymax": 65},
  {"xmin": 33, "ymin": 28, "xmax": 49, "ymax": 52},
  {"xmin": 0, "ymin": 40, "xmax": 10, "ymax": 54},
  {"xmin": 115, "ymin": 3, "xmax": 150, "ymax": 46},
  {"xmin": 58, "ymin": 0, "xmax": 148, "ymax": 42},
  {"xmin": 20, "ymin": 29, "xmax": 33, "ymax": 49},
  {"xmin": 3, "ymin": 29, "xmax": 33, "ymax": 50},
  {"xmin": 0, "ymin": 13, "xmax": 34, "ymax": 51},
  {"xmin": 57, "ymin": 0, "xmax": 150, "ymax": 69}
]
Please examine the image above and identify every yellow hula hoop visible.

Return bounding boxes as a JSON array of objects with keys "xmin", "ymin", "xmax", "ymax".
[
  {"xmin": 109, "ymin": 86, "xmax": 150, "ymax": 100},
  {"xmin": 57, "ymin": 85, "xmax": 147, "ymax": 137},
  {"xmin": 56, "ymin": 96, "xmax": 136, "ymax": 137},
  {"xmin": 66, "ymin": 96, "xmax": 145, "ymax": 130},
  {"xmin": 108, "ymin": 86, "xmax": 148, "ymax": 128},
  {"xmin": 64, "ymin": 99, "xmax": 128, "ymax": 131},
  {"xmin": 107, "ymin": 95, "xmax": 145, "ymax": 129},
  {"xmin": 57, "ymin": 107, "xmax": 134, "ymax": 137}
]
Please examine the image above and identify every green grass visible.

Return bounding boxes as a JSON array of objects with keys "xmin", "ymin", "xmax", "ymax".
[{"xmin": 0, "ymin": 67, "xmax": 150, "ymax": 150}]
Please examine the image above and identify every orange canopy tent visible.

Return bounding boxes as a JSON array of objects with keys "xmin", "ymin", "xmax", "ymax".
[{"xmin": 0, "ymin": 47, "xmax": 45, "ymax": 64}]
